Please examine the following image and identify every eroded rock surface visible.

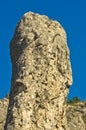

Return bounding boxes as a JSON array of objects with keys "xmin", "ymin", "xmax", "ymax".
[
  {"xmin": 4, "ymin": 12, "xmax": 72, "ymax": 130},
  {"xmin": 0, "ymin": 98, "xmax": 86, "ymax": 130},
  {"xmin": 0, "ymin": 97, "xmax": 9, "ymax": 130},
  {"xmin": 67, "ymin": 102, "xmax": 86, "ymax": 130}
]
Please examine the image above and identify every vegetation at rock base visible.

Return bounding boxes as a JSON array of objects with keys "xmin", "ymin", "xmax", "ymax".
[{"xmin": 67, "ymin": 96, "xmax": 81, "ymax": 105}]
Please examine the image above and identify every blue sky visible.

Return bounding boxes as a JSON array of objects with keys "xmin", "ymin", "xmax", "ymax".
[{"xmin": 0, "ymin": 0, "xmax": 86, "ymax": 99}]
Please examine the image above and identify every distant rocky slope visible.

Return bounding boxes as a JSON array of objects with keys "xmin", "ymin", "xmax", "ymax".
[
  {"xmin": 0, "ymin": 97, "xmax": 86, "ymax": 130},
  {"xmin": 67, "ymin": 101, "xmax": 86, "ymax": 130}
]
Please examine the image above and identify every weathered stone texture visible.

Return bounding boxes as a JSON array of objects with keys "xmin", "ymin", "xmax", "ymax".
[
  {"xmin": 4, "ymin": 12, "xmax": 72, "ymax": 130},
  {"xmin": 67, "ymin": 102, "xmax": 86, "ymax": 130},
  {"xmin": 1, "ymin": 98, "xmax": 86, "ymax": 130},
  {"xmin": 0, "ymin": 97, "xmax": 9, "ymax": 130}
]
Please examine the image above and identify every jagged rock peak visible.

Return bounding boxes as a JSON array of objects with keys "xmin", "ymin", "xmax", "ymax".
[{"xmin": 4, "ymin": 12, "xmax": 72, "ymax": 130}]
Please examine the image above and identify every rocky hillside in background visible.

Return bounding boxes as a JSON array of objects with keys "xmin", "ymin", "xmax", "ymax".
[
  {"xmin": 0, "ymin": 97, "xmax": 86, "ymax": 130},
  {"xmin": 67, "ymin": 101, "xmax": 86, "ymax": 130}
]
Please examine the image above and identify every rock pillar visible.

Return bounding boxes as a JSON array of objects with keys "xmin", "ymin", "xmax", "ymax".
[{"xmin": 5, "ymin": 12, "xmax": 72, "ymax": 130}]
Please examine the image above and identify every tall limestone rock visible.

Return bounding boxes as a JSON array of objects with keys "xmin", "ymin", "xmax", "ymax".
[{"xmin": 4, "ymin": 12, "xmax": 72, "ymax": 130}]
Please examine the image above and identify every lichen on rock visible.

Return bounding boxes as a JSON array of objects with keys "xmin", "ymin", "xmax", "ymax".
[{"xmin": 4, "ymin": 12, "xmax": 72, "ymax": 130}]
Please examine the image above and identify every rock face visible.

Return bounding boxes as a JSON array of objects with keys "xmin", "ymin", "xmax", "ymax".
[
  {"xmin": 67, "ymin": 102, "xmax": 86, "ymax": 130},
  {"xmin": 4, "ymin": 12, "xmax": 72, "ymax": 130},
  {"xmin": 0, "ymin": 98, "xmax": 86, "ymax": 130},
  {"xmin": 0, "ymin": 97, "xmax": 9, "ymax": 130}
]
